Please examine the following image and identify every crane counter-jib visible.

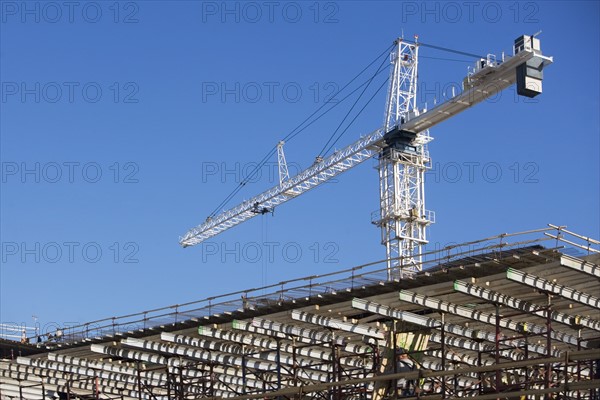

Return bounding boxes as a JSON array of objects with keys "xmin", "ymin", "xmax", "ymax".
[{"xmin": 403, "ymin": 48, "xmax": 552, "ymax": 134}]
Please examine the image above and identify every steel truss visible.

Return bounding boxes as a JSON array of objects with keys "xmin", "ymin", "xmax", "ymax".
[
  {"xmin": 376, "ymin": 38, "xmax": 433, "ymax": 280},
  {"xmin": 3, "ymin": 238, "xmax": 598, "ymax": 400}
]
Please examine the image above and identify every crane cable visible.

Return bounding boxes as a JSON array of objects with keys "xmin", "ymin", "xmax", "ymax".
[
  {"xmin": 317, "ymin": 46, "xmax": 390, "ymax": 158},
  {"xmin": 205, "ymin": 71, "xmax": 391, "ymax": 220},
  {"xmin": 410, "ymin": 40, "xmax": 486, "ymax": 60},
  {"xmin": 322, "ymin": 76, "xmax": 389, "ymax": 156},
  {"xmin": 318, "ymin": 41, "xmax": 485, "ymax": 157},
  {"xmin": 206, "ymin": 41, "xmax": 485, "ymax": 219},
  {"xmin": 284, "ymin": 66, "xmax": 390, "ymax": 144},
  {"xmin": 420, "ymin": 55, "xmax": 473, "ymax": 63},
  {"xmin": 282, "ymin": 43, "xmax": 394, "ymax": 144},
  {"xmin": 206, "ymin": 44, "xmax": 393, "ymax": 219}
]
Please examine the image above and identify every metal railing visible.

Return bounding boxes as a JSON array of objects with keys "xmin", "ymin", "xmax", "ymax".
[{"xmin": 15, "ymin": 224, "xmax": 598, "ymax": 346}]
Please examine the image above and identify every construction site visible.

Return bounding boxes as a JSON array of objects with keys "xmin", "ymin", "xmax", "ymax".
[{"xmin": 1, "ymin": 30, "xmax": 599, "ymax": 400}]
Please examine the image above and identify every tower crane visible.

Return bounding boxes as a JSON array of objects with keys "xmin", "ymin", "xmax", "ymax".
[{"xmin": 180, "ymin": 34, "xmax": 552, "ymax": 279}]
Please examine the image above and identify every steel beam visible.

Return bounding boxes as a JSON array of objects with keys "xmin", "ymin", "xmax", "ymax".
[
  {"xmin": 507, "ymin": 268, "xmax": 600, "ymax": 310},
  {"xmin": 454, "ymin": 280, "xmax": 599, "ymax": 334},
  {"xmin": 352, "ymin": 298, "xmax": 552, "ymax": 356},
  {"xmin": 233, "ymin": 319, "xmax": 373, "ymax": 355},
  {"xmin": 560, "ymin": 255, "xmax": 600, "ymax": 278},
  {"xmin": 0, "ymin": 364, "xmax": 152, "ymax": 399},
  {"xmin": 291, "ymin": 310, "xmax": 385, "ymax": 339},
  {"xmin": 399, "ymin": 289, "xmax": 576, "ymax": 349},
  {"xmin": 119, "ymin": 337, "xmax": 330, "ymax": 382},
  {"xmin": 190, "ymin": 329, "xmax": 370, "ymax": 368},
  {"xmin": 247, "ymin": 318, "xmax": 348, "ymax": 346}
]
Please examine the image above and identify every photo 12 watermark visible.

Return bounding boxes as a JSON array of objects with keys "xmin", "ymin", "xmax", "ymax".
[
  {"xmin": 1, "ymin": 241, "xmax": 140, "ymax": 264},
  {"xmin": 426, "ymin": 161, "xmax": 540, "ymax": 184},
  {"xmin": 1, "ymin": 1, "xmax": 140, "ymax": 24},
  {"xmin": 422, "ymin": 239, "xmax": 502, "ymax": 261},
  {"xmin": 1, "ymin": 82, "xmax": 140, "ymax": 104},
  {"xmin": 418, "ymin": 80, "xmax": 540, "ymax": 107},
  {"xmin": 200, "ymin": 160, "xmax": 339, "ymax": 186},
  {"xmin": 201, "ymin": 81, "xmax": 341, "ymax": 104},
  {"xmin": 1, "ymin": 161, "xmax": 140, "ymax": 184},
  {"xmin": 0, "ymin": 321, "xmax": 81, "ymax": 343},
  {"xmin": 400, "ymin": 1, "xmax": 540, "ymax": 24},
  {"xmin": 201, "ymin": 161, "xmax": 304, "ymax": 184},
  {"xmin": 200, "ymin": 241, "xmax": 340, "ymax": 264},
  {"xmin": 200, "ymin": 1, "xmax": 340, "ymax": 24}
]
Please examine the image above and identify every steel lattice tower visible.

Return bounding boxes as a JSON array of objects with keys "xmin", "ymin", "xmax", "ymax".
[{"xmin": 375, "ymin": 38, "xmax": 434, "ymax": 280}]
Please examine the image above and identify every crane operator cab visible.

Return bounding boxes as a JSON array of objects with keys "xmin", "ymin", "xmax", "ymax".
[{"xmin": 382, "ymin": 126, "xmax": 419, "ymax": 154}]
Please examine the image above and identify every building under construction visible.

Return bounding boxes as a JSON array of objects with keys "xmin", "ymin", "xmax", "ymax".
[
  {"xmin": 2, "ymin": 32, "xmax": 599, "ymax": 399},
  {"xmin": 1, "ymin": 226, "xmax": 599, "ymax": 399}
]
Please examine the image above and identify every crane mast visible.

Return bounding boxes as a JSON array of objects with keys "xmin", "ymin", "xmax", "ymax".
[
  {"xmin": 376, "ymin": 38, "xmax": 433, "ymax": 279},
  {"xmin": 181, "ymin": 34, "xmax": 552, "ymax": 278}
]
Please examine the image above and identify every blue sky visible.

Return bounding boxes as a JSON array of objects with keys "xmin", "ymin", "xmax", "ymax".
[{"xmin": 1, "ymin": 1, "xmax": 599, "ymax": 334}]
